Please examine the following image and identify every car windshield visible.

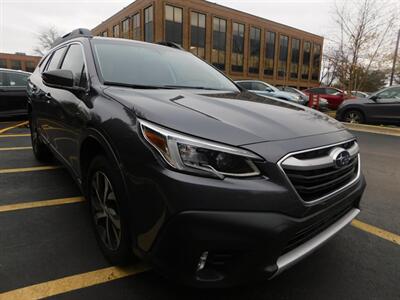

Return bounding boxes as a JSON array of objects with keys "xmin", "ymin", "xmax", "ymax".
[{"xmin": 92, "ymin": 39, "xmax": 239, "ymax": 91}]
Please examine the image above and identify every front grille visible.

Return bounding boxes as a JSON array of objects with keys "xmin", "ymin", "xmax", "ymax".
[
  {"xmin": 280, "ymin": 140, "xmax": 359, "ymax": 203},
  {"xmin": 283, "ymin": 202, "xmax": 354, "ymax": 253}
]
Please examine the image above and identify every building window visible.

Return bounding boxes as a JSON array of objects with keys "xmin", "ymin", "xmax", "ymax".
[
  {"xmin": 231, "ymin": 22, "xmax": 244, "ymax": 72},
  {"xmin": 26, "ymin": 61, "xmax": 36, "ymax": 72},
  {"xmin": 302, "ymin": 41, "xmax": 311, "ymax": 80},
  {"xmin": 312, "ymin": 44, "xmax": 321, "ymax": 81},
  {"xmin": 264, "ymin": 31, "xmax": 275, "ymax": 76},
  {"xmin": 0, "ymin": 59, "xmax": 6, "ymax": 68},
  {"xmin": 278, "ymin": 35, "xmax": 288, "ymax": 78},
  {"xmin": 165, "ymin": 5, "xmax": 183, "ymax": 45},
  {"xmin": 101, "ymin": 31, "xmax": 108, "ymax": 37},
  {"xmin": 132, "ymin": 13, "xmax": 141, "ymax": 40},
  {"xmin": 122, "ymin": 19, "xmax": 130, "ymax": 38},
  {"xmin": 212, "ymin": 17, "xmax": 226, "ymax": 71},
  {"xmin": 249, "ymin": 27, "xmax": 261, "ymax": 74},
  {"xmin": 190, "ymin": 12, "xmax": 206, "ymax": 59},
  {"xmin": 11, "ymin": 60, "xmax": 22, "ymax": 70},
  {"xmin": 144, "ymin": 6, "xmax": 154, "ymax": 42},
  {"xmin": 113, "ymin": 24, "xmax": 120, "ymax": 38},
  {"xmin": 290, "ymin": 38, "xmax": 300, "ymax": 79}
]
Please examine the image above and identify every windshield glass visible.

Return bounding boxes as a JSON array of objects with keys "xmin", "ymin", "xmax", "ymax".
[{"xmin": 92, "ymin": 39, "xmax": 238, "ymax": 91}]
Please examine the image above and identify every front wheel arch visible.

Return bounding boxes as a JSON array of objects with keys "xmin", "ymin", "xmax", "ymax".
[{"xmin": 342, "ymin": 108, "xmax": 365, "ymax": 124}]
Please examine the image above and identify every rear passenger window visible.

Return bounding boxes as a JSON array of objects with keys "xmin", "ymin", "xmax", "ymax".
[
  {"xmin": 0, "ymin": 72, "xmax": 6, "ymax": 86},
  {"xmin": 8, "ymin": 73, "xmax": 28, "ymax": 87},
  {"xmin": 61, "ymin": 44, "xmax": 87, "ymax": 88},
  {"xmin": 47, "ymin": 47, "xmax": 66, "ymax": 71}
]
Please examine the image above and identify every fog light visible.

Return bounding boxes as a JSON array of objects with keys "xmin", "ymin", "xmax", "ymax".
[{"xmin": 196, "ymin": 251, "xmax": 209, "ymax": 271}]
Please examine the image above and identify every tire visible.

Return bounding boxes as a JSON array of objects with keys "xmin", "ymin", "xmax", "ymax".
[
  {"xmin": 29, "ymin": 116, "xmax": 52, "ymax": 162},
  {"xmin": 86, "ymin": 155, "xmax": 132, "ymax": 265},
  {"xmin": 343, "ymin": 110, "xmax": 364, "ymax": 124}
]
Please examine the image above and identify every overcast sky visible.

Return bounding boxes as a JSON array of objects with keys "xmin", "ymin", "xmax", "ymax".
[{"xmin": 1, "ymin": 0, "xmax": 339, "ymax": 55}]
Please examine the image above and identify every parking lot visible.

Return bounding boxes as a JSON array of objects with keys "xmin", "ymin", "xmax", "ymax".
[{"xmin": 0, "ymin": 120, "xmax": 399, "ymax": 300}]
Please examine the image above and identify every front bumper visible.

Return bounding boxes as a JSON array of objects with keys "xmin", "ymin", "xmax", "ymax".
[{"xmin": 146, "ymin": 174, "xmax": 365, "ymax": 287}]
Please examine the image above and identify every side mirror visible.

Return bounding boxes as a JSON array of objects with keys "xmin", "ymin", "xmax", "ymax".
[
  {"xmin": 369, "ymin": 95, "xmax": 378, "ymax": 101},
  {"xmin": 42, "ymin": 69, "xmax": 86, "ymax": 92}
]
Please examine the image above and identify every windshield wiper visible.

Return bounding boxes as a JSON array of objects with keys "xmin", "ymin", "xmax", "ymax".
[
  {"xmin": 162, "ymin": 85, "xmax": 222, "ymax": 91},
  {"xmin": 103, "ymin": 81, "xmax": 176, "ymax": 89}
]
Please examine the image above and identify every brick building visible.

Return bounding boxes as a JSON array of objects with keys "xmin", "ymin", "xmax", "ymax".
[
  {"xmin": 92, "ymin": 0, "xmax": 323, "ymax": 89},
  {"xmin": 0, "ymin": 52, "xmax": 42, "ymax": 73}
]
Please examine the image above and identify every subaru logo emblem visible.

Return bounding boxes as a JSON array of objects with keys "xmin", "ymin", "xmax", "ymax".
[{"xmin": 330, "ymin": 148, "xmax": 351, "ymax": 169}]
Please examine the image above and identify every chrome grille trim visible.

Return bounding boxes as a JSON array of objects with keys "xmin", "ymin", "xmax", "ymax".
[{"xmin": 278, "ymin": 139, "xmax": 361, "ymax": 206}]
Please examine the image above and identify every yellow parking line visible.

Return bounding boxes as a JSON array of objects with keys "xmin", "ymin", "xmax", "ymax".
[
  {"xmin": 0, "ymin": 166, "xmax": 62, "ymax": 174},
  {"xmin": 0, "ymin": 133, "xmax": 31, "ymax": 138},
  {"xmin": 352, "ymin": 219, "xmax": 400, "ymax": 246},
  {"xmin": 0, "ymin": 264, "xmax": 150, "ymax": 300},
  {"xmin": 0, "ymin": 147, "xmax": 32, "ymax": 151},
  {"xmin": 0, "ymin": 121, "xmax": 29, "ymax": 134},
  {"xmin": 0, "ymin": 197, "xmax": 85, "ymax": 213}
]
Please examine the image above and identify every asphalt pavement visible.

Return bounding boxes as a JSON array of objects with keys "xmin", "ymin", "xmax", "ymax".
[{"xmin": 0, "ymin": 122, "xmax": 399, "ymax": 300}]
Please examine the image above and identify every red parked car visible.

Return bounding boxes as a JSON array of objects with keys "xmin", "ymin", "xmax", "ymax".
[{"xmin": 304, "ymin": 87, "xmax": 353, "ymax": 110}]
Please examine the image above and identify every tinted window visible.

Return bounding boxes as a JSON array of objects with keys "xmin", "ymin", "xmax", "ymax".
[
  {"xmin": 302, "ymin": 41, "xmax": 311, "ymax": 80},
  {"xmin": 165, "ymin": 5, "xmax": 183, "ymax": 45},
  {"xmin": 290, "ymin": 38, "xmax": 300, "ymax": 79},
  {"xmin": 11, "ymin": 60, "xmax": 22, "ymax": 70},
  {"xmin": 61, "ymin": 44, "xmax": 87, "ymax": 87},
  {"xmin": 0, "ymin": 72, "xmax": 7, "ymax": 86},
  {"xmin": 312, "ymin": 44, "xmax": 321, "ymax": 81},
  {"xmin": 8, "ymin": 72, "xmax": 28, "ymax": 87},
  {"xmin": 264, "ymin": 32, "xmax": 275, "ymax": 76},
  {"xmin": 122, "ymin": 19, "xmax": 129, "ymax": 38},
  {"xmin": 133, "ymin": 13, "xmax": 141, "ymax": 40},
  {"xmin": 237, "ymin": 82, "xmax": 252, "ymax": 90},
  {"xmin": 190, "ymin": 12, "xmax": 206, "ymax": 59},
  {"xmin": 377, "ymin": 87, "xmax": 400, "ymax": 100},
  {"xmin": 278, "ymin": 36, "xmax": 288, "ymax": 78},
  {"xmin": 212, "ymin": 17, "xmax": 226, "ymax": 70},
  {"xmin": 144, "ymin": 6, "xmax": 154, "ymax": 42},
  {"xmin": 325, "ymin": 88, "xmax": 340, "ymax": 95},
  {"xmin": 252, "ymin": 82, "xmax": 269, "ymax": 91},
  {"xmin": 93, "ymin": 40, "xmax": 238, "ymax": 91},
  {"xmin": 47, "ymin": 48, "xmax": 66, "ymax": 71},
  {"xmin": 310, "ymin": 88, "xmax": 325, "ymax": 94},
  {"xmin": 0, "ymin": 59, "xmax": 6, "ymax": 68},
  {"xmin": 249, "ymin": 27, "xmax": 261, "ymax": 74},
  {"xmin": 232, "ymin": 22, "xmax": 244, "ymax": 72}
]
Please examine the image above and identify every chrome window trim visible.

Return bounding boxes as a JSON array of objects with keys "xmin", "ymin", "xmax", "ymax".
[
  {"xmin": 277, "ymin": 139, "xmax": 361, "ymax": 206},
  {"xmin": 270, "ymin": 208, "xmax": 360, "ymax": 278}
]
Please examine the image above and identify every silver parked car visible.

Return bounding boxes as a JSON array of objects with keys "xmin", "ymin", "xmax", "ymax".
[
  {"xmin": 277, "ymin": 86, "xmax": 329, "ymax": 111},
  {"xmin": 235, "ymin": 80, "xmax": 306, "ymax": 105}
]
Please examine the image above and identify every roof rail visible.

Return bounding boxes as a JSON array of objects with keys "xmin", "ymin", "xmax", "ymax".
[
  {"xmin": 52, "ymin": 28, "xmax": 93, "ymax": 48},
  {"xmin": 157, "ymin": 41, "xmax": 185, "ymax": 50}
]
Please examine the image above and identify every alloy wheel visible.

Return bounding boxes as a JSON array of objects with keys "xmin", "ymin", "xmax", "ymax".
[
  {"xmin": 90, "ymin": 171, "xmax": 122, "ymax": 251},
  {"xmin": 345, "ymin": 111, "xmax": 361, "ymax": 124}
]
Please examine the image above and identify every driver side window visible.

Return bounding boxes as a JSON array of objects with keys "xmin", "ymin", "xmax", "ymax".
[
  {"xmin": 60, "ymin": 44, "xmax": 88, "ymax": 88},
  {"xmin": 252, "ymin": 82, "xmax": 268, "ymax": 91}
]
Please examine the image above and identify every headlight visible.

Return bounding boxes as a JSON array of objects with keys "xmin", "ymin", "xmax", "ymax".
[{"xmin": 139, "ymin": 119, "xmax": 262, "ymax": 179}]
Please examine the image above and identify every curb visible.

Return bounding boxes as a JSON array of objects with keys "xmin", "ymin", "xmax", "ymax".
[{"xmin": 343, "ymin": 123, "xmax": 400, "ymax": 137}]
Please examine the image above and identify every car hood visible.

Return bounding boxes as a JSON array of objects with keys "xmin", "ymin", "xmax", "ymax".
[{"xmin": 104, "ymin": 87, "xmax": 346, "ymax": 146}]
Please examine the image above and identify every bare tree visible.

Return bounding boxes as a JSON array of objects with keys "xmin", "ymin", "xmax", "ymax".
[
  {"xmin": 34, "ymin": 26, "xmax": 62, "ymax": 56},
  {"xmin": 325, "ymin": 0, "xmax": 399, "ymax": 91}
]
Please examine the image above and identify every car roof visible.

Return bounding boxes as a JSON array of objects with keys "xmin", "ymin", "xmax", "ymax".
[{"xmin": 0, "ymin": 68, "xmax": 31, "ymax": 75}]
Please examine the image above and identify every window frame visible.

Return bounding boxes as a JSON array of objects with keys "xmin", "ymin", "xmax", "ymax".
[
  {"xmin": 301, "ymin": 40, "xmax": 311, "ymax": 81},
  {"xmin": 290, "ymin": 38, "xmax": 300, "ymax": 80}
]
